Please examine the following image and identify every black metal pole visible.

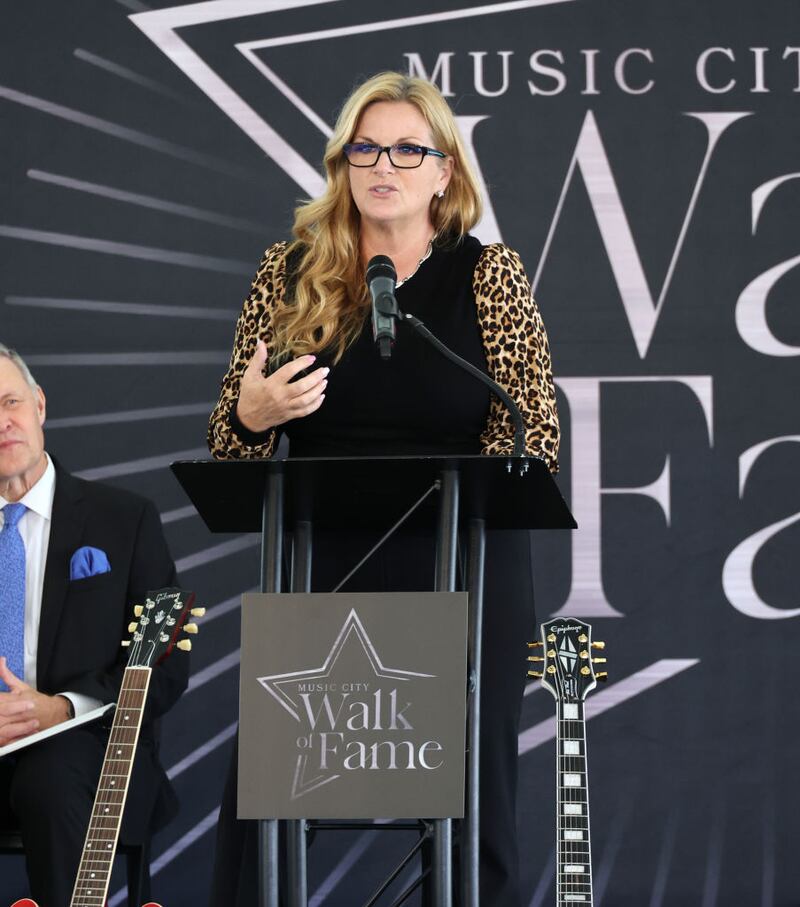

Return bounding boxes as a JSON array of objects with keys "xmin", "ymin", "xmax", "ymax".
[
  {"xmin": 259, "ymin": 465, "xmax": 284, "ymax": 907},
  {"xmin": 287, "ymin": 519, "xmax": 313, "ymax": 907},
  {"xmin": 433, "ymin": 467, "xmax": 459, "ymax": 907},
  {"xmin": 462, "ymin": 518, "xmax": 485, "ymax": 907}
]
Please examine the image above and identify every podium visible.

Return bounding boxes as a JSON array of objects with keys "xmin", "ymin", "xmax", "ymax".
[{"xmin": 172, "ymin": 455, "xmax": 576, "ymax": 907}]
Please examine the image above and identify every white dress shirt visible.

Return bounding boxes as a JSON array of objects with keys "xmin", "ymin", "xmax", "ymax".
[{"xmin": 0, "ymin": 453, "xmax": 100, "ymax": 716}]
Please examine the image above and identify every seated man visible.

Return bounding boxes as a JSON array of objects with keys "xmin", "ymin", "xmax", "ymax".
[{"xmin": 0, "ymin": 344, "xmax": 189, "ymax": 907}]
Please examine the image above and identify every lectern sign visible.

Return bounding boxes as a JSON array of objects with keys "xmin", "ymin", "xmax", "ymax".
[{"xmin": 238, "ymin": 592, "xmax": 468, "ymax": 819}]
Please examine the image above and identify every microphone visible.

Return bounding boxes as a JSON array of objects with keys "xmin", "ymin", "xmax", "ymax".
[{"xmin": 366, "ymin": 255, "xmax": 398, "ymax": 360}]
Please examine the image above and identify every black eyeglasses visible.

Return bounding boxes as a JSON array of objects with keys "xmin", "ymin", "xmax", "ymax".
[{"xmin": 342, "ymin": 143, "xmax": 447, "ymax": 169}]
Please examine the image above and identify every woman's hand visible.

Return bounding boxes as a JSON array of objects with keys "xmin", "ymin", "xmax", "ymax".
[{"xmin": 236, "ymin": 340, "xmax": 328, "ymax": 432}]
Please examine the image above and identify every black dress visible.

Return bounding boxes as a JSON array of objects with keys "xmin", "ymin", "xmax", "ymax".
[{"xmin": 209, "ymin": 235, "xmax": 549, "ymax": 907}]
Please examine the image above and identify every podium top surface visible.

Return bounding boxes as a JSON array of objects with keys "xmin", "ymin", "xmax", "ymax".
[{"xmin": 171, "ymin": 455, "xmax": 576, "ymax": 533}]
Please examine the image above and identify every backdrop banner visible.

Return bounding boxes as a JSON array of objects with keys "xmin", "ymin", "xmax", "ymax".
[{"xmin": 2, "ymin": 1, "xmax": 798, "ymax": 904}]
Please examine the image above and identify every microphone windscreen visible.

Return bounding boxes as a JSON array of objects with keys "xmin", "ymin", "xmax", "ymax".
[{"xmin": 366, "ymin": 255, "xmax": 396, "ymax": 285}]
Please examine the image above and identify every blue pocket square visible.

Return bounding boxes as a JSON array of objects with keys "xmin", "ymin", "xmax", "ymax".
[{"xmin": 70, "ymin": 546, "xmax": 111, "ymax": 580}]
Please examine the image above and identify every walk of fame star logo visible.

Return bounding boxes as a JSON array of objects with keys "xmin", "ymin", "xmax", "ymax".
[{"xmin": 256, "ymin": 608, "xmax": 436, "ymax": 799}]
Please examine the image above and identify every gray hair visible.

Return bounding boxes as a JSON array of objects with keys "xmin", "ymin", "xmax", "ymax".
[{"xmin": 0, "ymin": 344, "xmax": 38, "ymax": 390}]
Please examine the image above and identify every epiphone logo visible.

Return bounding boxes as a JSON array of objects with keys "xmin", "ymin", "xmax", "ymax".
[{"xmin": 554, "ymin": 624, "xmax": 583, "ymax": 634}]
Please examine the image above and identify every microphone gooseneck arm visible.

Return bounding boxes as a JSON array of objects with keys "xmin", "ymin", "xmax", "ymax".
[{"xmin": 374, "ymin": 297, "xmax": 529, "ymax": 462}]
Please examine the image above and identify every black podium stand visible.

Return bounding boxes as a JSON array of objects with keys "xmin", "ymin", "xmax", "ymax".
[{"xmin": 172, "ymin": 455, "xmax": 576, "ymax": 907}]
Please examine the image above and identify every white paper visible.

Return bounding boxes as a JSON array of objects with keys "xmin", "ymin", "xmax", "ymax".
[{"xmin": 0, "ymin": 702, "xmax": 115, "ymax": 757}]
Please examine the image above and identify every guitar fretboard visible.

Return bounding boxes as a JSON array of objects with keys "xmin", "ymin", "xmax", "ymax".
[
  {"xmin": 70, "ymin": 666, "xmax": 151, "ymax": 907},
  {"xmin": 556, "ymin": 701, "xmax": 592, "ymax": 906}
]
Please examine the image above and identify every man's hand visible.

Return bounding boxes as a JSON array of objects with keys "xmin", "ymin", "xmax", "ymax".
[
  {"xmin": 0, "ymin": 657, "xmax": 71, "ymax": 746},
  {"xmin": 236, "ymin": 343, "xmax": 328, "ymax": 433}
]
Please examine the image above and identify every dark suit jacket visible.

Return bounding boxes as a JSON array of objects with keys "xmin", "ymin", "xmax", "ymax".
[{"xmin": 34, "ymin": 460, "xmax": 190, "ymax": 838}]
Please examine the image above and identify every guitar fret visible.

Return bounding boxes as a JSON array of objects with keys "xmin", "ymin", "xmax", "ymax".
[{"xmin": 74, "ymin": 668, "xmax": 150, "ymax": 902}]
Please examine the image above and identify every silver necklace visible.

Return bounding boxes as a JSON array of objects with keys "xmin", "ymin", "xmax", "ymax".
[{"xmin": 395, "ymin": 235, "xmax": 435, "ymax": 288}]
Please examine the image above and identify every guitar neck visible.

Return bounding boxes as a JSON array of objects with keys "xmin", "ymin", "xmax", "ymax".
[
  {"xmin": 70, "ymin": 666, "xmax": 151, "ymax": 907},
  {"xmin": 556, "ymin": 701, "xmax": 593, "ymax": 906}
]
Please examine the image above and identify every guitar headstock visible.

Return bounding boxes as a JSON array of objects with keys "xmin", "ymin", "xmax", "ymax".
[
  {"xmin": 528, "ymin": 618, "xmax": 607, "ymax": 703},
  {"xmin": 121, "ymin": 587, "xmax": 205, "ymax": 668}
]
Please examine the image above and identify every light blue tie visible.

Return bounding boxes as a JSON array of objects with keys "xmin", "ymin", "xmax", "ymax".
[{"xmin": 0, "ymin": 502, "xmax": 27, "ymax": 691}]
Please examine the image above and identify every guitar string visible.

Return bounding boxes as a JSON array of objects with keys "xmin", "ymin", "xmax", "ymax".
[
  {"xmin": 77, "ymin": 674, "xmax": 136, "ymax": 882},
  {"xmin": 560, "ymin": 660, "xmax": 591, "ymax": 901},
  {"xmin": 73, "ymin": 677, "xmax": 127, "ymax": 902},
  {"xmin": 77, "ymin": 674, "xmax": 149, "ymax": 901},
  {"xmin": 75, "ymin": 669, "xmax": 144, "ymax": 902},
  {"xmin": 554, "ymin": 639, "xmax": 576, "ymax": 901}
]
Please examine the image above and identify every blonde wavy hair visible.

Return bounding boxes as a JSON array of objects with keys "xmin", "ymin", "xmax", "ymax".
[{"xmin": 273, "ymin": 71, "xmax": 484, "ymax": 363}]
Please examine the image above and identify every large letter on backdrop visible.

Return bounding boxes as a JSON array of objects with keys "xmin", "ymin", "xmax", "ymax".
[
  {"xmin": 554, "ymin": 376, "xmax": 713, "ymax": 618},
  {"xmin": 533, "ymin": 111, "xmax": 749, "ymax": 358},
  {"xmin": 736, "ymin": 173, "xmax": 800, "ymax": 356},
  {"xmin": 722, "ymin": 436, "xmax": 800, "ymax": 619}
]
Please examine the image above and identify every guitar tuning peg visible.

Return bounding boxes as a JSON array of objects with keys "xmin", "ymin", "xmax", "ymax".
[
  {"xmin": 177, "ymin": 639, "xmax": 192, "ymax": 652},
  {"xmin": 121, "ymin": 640, "xmax": 131, "ymax": 647},
  {"xmin": 128, "ymin": 622, "xmax": 138, "ymax": 633},
  {"xmin": 133, "ymin": 605, "xmax": 144, "ymax": 617},
  {"xmin": 190, "ymin": 607, "xmax": 206, "ymax": 617},
  {"xmin": 183, "ymin": 622, "xmax": 199, "ymax": 635},
  {"xmin": 578, "ymin": 633, "xmax": 588, "ymax": 643},
  {"xmin": 527, "ymin": 655, "xmax": 544, "ymax": 662},
  {"xmin": 527, "ymin": 640, "xmax": 542, "ymax": 648},
  {"xmin": 527, "ymin": 670, "xmax": 543, "ymax": 678},
  {"xmin": 591, "ymin": 640, "xmax": 606, "ymax": 649},
  {"xmin": 596, "ymin": 672, "xmax": 608, "ymax": 681},
  {"xmin": 591, "ymin": 657, "xmax": 607, "ymax": 664}
]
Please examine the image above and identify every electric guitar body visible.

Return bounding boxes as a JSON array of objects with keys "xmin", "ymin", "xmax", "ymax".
[{"xmin": 10, "ymin": 902, "xmax": 163, "ymax": 907}]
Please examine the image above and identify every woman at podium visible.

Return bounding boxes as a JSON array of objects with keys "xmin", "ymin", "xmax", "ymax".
[{"xmin": 208, "ymin": 71, "xmax": 559, "ymax": 907}]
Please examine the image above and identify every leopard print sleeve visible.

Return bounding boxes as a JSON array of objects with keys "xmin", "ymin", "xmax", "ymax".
[
  {"xmin": 207, "ymin": 241, "xmax": 288, "ymax": 460},
  {"xmin": 473, "ymin": 243, "xmax": 560, "ymax": 472}
]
